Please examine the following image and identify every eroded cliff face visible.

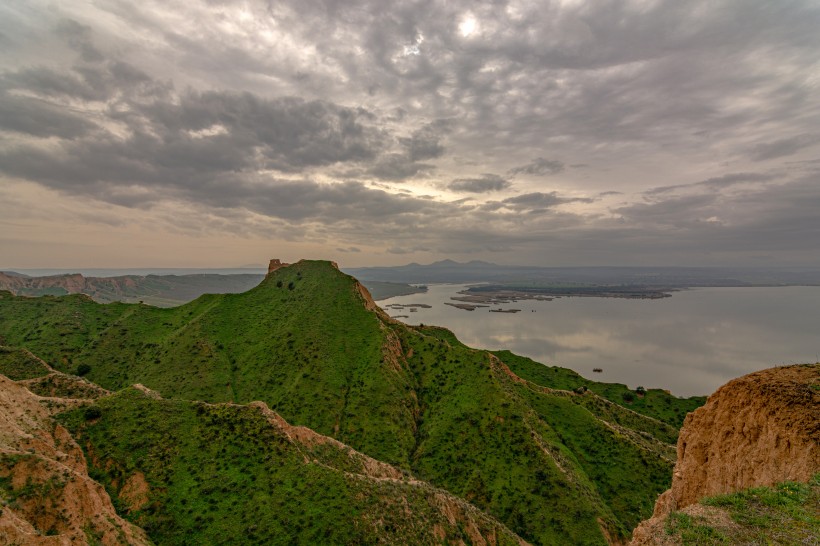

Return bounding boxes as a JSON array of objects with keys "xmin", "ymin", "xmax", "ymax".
[
  {"xmin": 0, "ymin": 375, "xmax": 150, "ymax": 545},
  {"xmin": 631, "ymin": 363, "xmax": 819, "ymax": 544}
]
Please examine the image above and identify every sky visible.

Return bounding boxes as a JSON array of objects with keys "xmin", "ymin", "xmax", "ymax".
[{"xmin": 1, "ymin": 0, "xmax": 819, "ymax": 268}]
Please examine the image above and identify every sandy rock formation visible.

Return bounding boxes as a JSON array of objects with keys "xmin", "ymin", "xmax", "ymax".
[
  {"xmin": 0, "ymin": 375, "xmax": 150, "ymax": 545},
  {"xmin": 267, "ymin": 258, "xmax": 289, "ymax": 274},
  {"xmin": 631, "ymin": 363, "xmax": 819, "ymax": 544}
]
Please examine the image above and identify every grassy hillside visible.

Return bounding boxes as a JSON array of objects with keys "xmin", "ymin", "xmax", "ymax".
[
  {"xmin": 56, "ymin": 387, "xmax": 523, "ymax": 546},
  {"xmin": 0, "ymin": 345, "xmax": 53, "ymax": 380},
  {"xmin": 659, "ymin": 475, "xmax": 819, "ymax": 545},
  {"xmin": 494, "ymin": 350, "xmax": 706, "ymax": 428},
  {"xmin": 0, "ymin": 261, "xmax": 705, "ymax": 544}
]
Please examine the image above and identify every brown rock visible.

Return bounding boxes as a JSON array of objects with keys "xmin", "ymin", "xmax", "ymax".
[
  {"xmin": 0, "ymin": 375, "xmax": 150, "ymax": 545},
  {"xmin": 267, "ymin": 258, "xmax": 289, "ymax": 274},
  {"xmin": 631, "ymin": 363, "xmax": 819, "ymax": 544},
  {"xmin": 670, "ymin": 364, "xmax": 818, "ymax": 508}
]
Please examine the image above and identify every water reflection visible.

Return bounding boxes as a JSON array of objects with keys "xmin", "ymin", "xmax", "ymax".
[{"xmin": 381, "ymin": 285, "xmax": 820, "ymax": 397}]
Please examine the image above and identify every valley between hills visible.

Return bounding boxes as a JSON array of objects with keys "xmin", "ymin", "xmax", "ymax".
[{"xmin": 0, "ymin": 260, "xmax": 816, "ymax": 545}]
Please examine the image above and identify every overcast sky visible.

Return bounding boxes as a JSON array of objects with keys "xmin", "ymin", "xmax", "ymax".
[{"xmin": 1, "ymin": 0, "xmax": 819, "ymax": 268}]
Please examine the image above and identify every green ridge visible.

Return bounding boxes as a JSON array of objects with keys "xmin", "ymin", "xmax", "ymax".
[
  {"xmin": 0, "ymin": 345, "xmax": 53, "ymax": 380},
  {"xmin": 494, "ymin": 349, "xmax": 706, "ymax": 428},
  {"xmin": 54, "ymin": 387, "xmax": 523, "ymax": 546}
]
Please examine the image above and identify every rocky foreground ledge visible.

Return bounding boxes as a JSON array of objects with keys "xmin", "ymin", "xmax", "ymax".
[{"xmin": 631, "ymin": 363, "xmax": 819, "ymax": 544}]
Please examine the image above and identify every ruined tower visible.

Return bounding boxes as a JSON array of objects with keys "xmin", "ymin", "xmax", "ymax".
[{"xmin": 267, "ymin": 259, "xmax": 289, "ymax": 275}]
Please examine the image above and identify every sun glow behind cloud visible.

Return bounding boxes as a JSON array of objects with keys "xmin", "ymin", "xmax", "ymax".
[{"xmin": 458, "ymin": 15, "xmax": 478, "ymax": 37}]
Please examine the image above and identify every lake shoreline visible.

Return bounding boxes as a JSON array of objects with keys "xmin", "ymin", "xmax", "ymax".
[{"xmin": 380, "ymin": 285, "xmax": 820, "ymax": 397}]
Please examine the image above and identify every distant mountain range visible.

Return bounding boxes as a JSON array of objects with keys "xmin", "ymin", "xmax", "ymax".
[
  {"xmin": 0, "ymin": 271, "xmax": 423, "ymax": 306},
  {"xmin": 345, "ymin": 260, "xmax": 820, "ymax": 286},
  {"xmin": 5, "ymin": 260, "xmax": 819, "ymax": 309},
  {"xmin": 0, "ymin": 271, "xmax": 264, "ymax": 307}
]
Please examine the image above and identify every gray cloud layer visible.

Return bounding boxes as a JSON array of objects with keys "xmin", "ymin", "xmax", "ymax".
[
  {"xmin": 1, "ymin": 0, "xmax": 819, "ymax": 266},
  {"xmin": 449, "ymin": 174, "xmax": 511, "ymax": 193}
]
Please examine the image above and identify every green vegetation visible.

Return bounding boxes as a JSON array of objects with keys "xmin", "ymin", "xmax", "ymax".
[
  {"xmin": 59, "ymin": 388, "xmax": 521, "ymax": 546},
  {"xmin": 22, "ymin": 372, "xmax": 109, "ymax": 399},
  {"xmin": 0, "ymin": 345, "xmax": 53, "ymax": 380},
  {"xmin": 0, "ymin": 262, "xmax": 703, "ymax": 544},
  {"xmin": 664, "ymin": 475, "xmax": 819, "ymax": 544},
  {"xmin": 494, "ymin": 350, "xmax": 705, "ymax": 428}
]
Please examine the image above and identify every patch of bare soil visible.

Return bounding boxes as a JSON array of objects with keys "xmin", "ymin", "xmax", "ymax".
[{"xmin": 0, "ymin": 374, "xmax": 150, "ymax": 545}]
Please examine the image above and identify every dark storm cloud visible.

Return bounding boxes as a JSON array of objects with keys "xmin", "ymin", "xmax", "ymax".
[
  {"xmin": 589, "ymin": 173, "xmax": 820, "ymax": 266},
  {"xmin": 0, "ymin": 93, "xmax": 95, "ymax": 138},
  {"xmin": 448, "ymin": 174, "xmax": 511, "ymax": 193},
  {"xmin": 610, "ymin": 173, "xmax": 820, "ymax": 250},
  {"xmin": 399, "ymin": 123, "xmax": 446, "ymax": 161},
  {"xmin": 54, "ymin": 19, "xmax": 104, "ymax": 63},
  {"xmin": 508, "ymin": 158, "xmax": 565, "ymax": 177},
  {"xmin": 502, "ymin": 192, "xmax": 594, "ymax": 209},
  {"xmin": 244, "ymin": 180, "xmax": 442, "ymax": 222},
  {"xmin": 480, "ymin": 192, "xmax": 595, "ymax": 213},
  {"xmin": 615, "ymin": 194, "xmax": 720, "ymax": 227},
  {"xmin": 750, "ymin": 134, "xmax": 820, "ymax": 161},
  {"xmin": 646, "ymin": 173, "xmax": 776, "ymax": 195},
  {"xmin": 141, "ymin": 92, "xmax": 388, "ymax": 172},
  {"xmin": 2, "ymin": 62, "xmax": 169, "ymax": 104},
  {"xmin": 0, "ymin": 57, "xmax": 393, "ymax": 194},
  {"xmin": 365, "ymin": 154, "xmax": 434, "ymax": 181}
]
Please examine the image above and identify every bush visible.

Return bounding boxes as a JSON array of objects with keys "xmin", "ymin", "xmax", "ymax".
[
  {"xmin": 622, "ymin": 391, "xmax": 635, "ymax": 403},
  {"xmin": 84, "ymin": 407, "xmax": 102, "ymax": 420},
  {"xmin": 77, "ymin": 364, "xmax": 92, "ymax": 376}
]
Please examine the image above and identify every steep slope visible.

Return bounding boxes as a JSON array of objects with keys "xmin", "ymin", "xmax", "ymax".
[
  {"xmin": 57, "ymin": 386, "xmax": 525, "ymax": 546},
  {"xmin": 494, "ymin": 350, "xmax": 705, "ymax": 428},
  {"xmin": 0, "ymin": 261, "xmax": 702, "ymax": 544},
  {"xmin": 0, "ymin": 375, "xmax": 149, "ymax": 545},
  {"xmin": 0, "ymin": 345, "xmax": 110, "ymax": 399},
  {"xmin": 631, "ymin": 363, "xmax": 819, "ymax": 544}
]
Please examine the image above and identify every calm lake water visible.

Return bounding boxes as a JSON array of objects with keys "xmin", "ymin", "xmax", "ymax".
[{"xmin": 381, "ymin": 285, "xmax": 820, "ymax": 397}]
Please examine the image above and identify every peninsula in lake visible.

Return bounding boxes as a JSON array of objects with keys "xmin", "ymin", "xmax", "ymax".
[{"xmin": 346, "ymin": 260, "xmax": 820, "ymax": 300}]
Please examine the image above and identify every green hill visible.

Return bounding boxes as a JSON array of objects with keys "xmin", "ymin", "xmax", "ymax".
[
  {"xmin": 54, "ymin": 387, "xmax": 523, "ymax": 545},
  {"xmin": 0, "ymin": 260, "xmax": 705, "ymax": 544}
]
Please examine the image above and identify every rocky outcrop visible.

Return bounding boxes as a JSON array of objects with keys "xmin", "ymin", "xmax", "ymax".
[
  {"xmin": 267, "ymin": 258, "xmax": 289, "ymax": 274},
  {"xmin": 631, "ymin": 363, "xmax": 819, "ymax": 544}
]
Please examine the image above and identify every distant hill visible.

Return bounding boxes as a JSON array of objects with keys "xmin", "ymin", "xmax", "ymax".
[
  {"xmin": 0, "ymin": 260, "xmax": 706, "ymax": 544},
  {"xmin": 0, "ymin": 271, "xmax": 422, "ymax": 306},
  {"xmin": 0, "ymin": 271, "xmax": 264, "ymax": 307}
]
